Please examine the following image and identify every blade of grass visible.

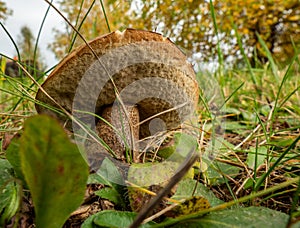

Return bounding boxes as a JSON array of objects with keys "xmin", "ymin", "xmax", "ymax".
[
  {"xmin": 252, "ymin": 138, "xmax": 259, "ymax": 189},
  {"xmin": 69, "ymin": 0, "xmax": 96, "ymax": 53},
  {"xmin": 215, "ymin": 161, "xmax": 238, "ymax": 203},
  {"xmin": 279, "ymin": 86, "xmax": 300, "ymax": 109},
  {"xmin": 0, "ymin": 23, "xmax": 21, "ymax": 61},
  {"xmin": 73, "ymin": 109, "xmax": 132, "ymax": 159},
  {"xmin": 288, "ymin": 177, "xmax": 300, "ymax": 225},
  {"xmin": 256, "ymin": 32, "xmax": 279, "ymax": 83},
  {"xmin": 220, "ymin": 82, "xmax": 244, "ymax": 110},
  {"xmin": 99, "ymin": 0, "xmax": 111, "ymax": 32},
  {"xmin": 68, "ymin": 0, "xmax": 85, "ymax": 52},
  {"xmin": 254, "ymin": 135, "xmax": 300, "ymax": 191},
  {"xmin": 277, "ymin": 51, "xmax": 300, "ymax": 110},
  {"xmin": 231, "ymin": 21, "xmax": 260, "ymax": 94},
  {"xmin": 290, "ymin": 36, "xmax": 300, "ymax": 66},
  {"xmin": 34, "ymin": 0, "xmax": 53, "ymax": 71},
  {"xmin": 269, "ymin": 50, "xmax": 299, "ymax": 134},
  {"xmin": 209, "ymin": 0, "xmax": 223, "ymax": 73}
]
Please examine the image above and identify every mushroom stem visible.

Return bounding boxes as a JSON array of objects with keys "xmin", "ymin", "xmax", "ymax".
[{"xmin": 96, "ymin": 104, "xmax": 140, "ymax": 163}]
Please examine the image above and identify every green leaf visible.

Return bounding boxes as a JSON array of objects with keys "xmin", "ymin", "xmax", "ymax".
[
  {"xmin": 205, "ymin": 161, "xmax": 241, "ymax": 185},
  {"xmin": 81, "ymin": 214, "xmax": 100, "ymax": 228},
  {"xmin": 96, "ymin": 157, "xmax": 124, "ymax": 185},
  {"xmin": 173, "ymin": 179, "xmax": 223, "ymax": 207},
  {"xmin": 224, "ymin": 121, "xmax": 250, "ymax": 134},
  {"xmin": 128, "ymin": 161, "xmax": 181, "ymax": 187},
  {"xmin": 0, "ymin": 159, "xmax": 21, "ymax": 225},
  {"xmin": 173, "ymin": 206, "xmax": 289, "ymax": 228},
  {"xmin": 158, "ymin": 132, "xmax": 198, "ymax": 161},
  {"xmin": 95, "ymin": 187, "xmax": 125, "ymax": 208},
  {"xmin": 222, "ymin": 107, "xmax": 241, "ymax": 115},
  {"xmin": 5, "ymin": 137, "xmax": 25, "ymax": 184},
  {"xmin": 246, "ymin": 146, "xmax": 267, "ymax": 169},
  {"xmin": 203, "ymin": 137, "xmax": 235, "ymax": 160},
  {"xmin": 89, "ymin": 158, "xmax": 127, "ymax": 209},
  {"xmin": 241, "ymin": 110, "xmax": 257, "ymax": 122},
  {"xmin": 270, "ymin": 137, "xmax": 296, "ymax": 148},
  {"xmin": 92, "ymin": 210, "xmax": 155, "ymax": 227},
  {"xmin": 19, "ymin": 115, "xmax": 89, "ymax": 228},
  {"xmin": 88, "ymin": 173, "xmax": 112, "ymax": 186}
]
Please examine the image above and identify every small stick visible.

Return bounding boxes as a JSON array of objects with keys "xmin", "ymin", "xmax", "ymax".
[
  {"xmin": 129, "ymin": 147, "xmax": 198, "ymax": 228},
  {"xmin": 233, "ymin": 124, "xmax": 261, "ymax": 150}
]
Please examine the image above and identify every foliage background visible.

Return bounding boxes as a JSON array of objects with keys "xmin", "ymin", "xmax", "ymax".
[{"xmin": 47, "ymin": 0, "xmax": 300, "ymax": 68}]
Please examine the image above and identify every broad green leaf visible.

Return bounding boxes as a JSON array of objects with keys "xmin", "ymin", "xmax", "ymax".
[
  {"xmin": 173, "ymin": 178, "xmax": 223, "ymax": 207},
  {"xmin": 90, "ymin": 158, "xmax": 127, "ymax": 209},
  {"xmin": 224, "ymin": 121, "xmax": 250, "ymax": 134},
  {"xmin": 92, "ymin": 210, "xmax": 155, "ymax": 227},
  {"xmin": 203, "ymin": 137, "xmax": 235, "ymax": 161},
  {"xmin": 172, "ymin": 206, "xmax": 289, "ymax": 228},
  {"xmin": 94, "ymin": 187, "xmax": 125, "ymax": 208},
  {"xmin": 158, "ymin": 132, "xmax": 198, "ymax": 161},
  {"xmin": 96, "ymin": 157, "xmax": 124, "ymax": 185},
  {"xmin": 260, "ymin": 104, "xmax": 272, "ymax": 117},
  {"xmin": 20, "ymin": 115, "xmax": 89, "ymax": 228},
  {"xmin": 171, "ymin": 132, "xmax": 198, "ymax": 161},
  {"xmin": 0, "ymin": 159, "xmax": 21, "ymax": 225},
  {"xmin": 246, "ymin": 146, "xmax": 267, "ymax": 169},
  {"xmin": 128, "ymin": 161, "xmax": 186, "ymax": 187},
  {"xmin": 205, "ymin": 161, "xmax": 241, "ymax": 185},
  {"xmin": 241, "ymin": 110, "xmax": 257, "ymax": 122},
  {"xmin": 270, "ymin": 137, "xmax": 296, "ymax": 148},
  {"xmin": 6, "ymin": 137, "xmax": 25, "ymax": 183},
  {"xmin": 81, "ymin": 214, "xmax": 100, "ymax": 228},
  {"xmin": 222, "ymin": 107, "xmax": 241, "ymax": 115},
  {"xmin": 88, "ymin": 173, "xmax": 112, "ymax": 186}
]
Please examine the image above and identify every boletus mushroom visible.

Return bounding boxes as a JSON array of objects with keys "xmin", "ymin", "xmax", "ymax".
[{"xmin": 35, "ymin": 28, "xmax": 199, "ymax": 167}]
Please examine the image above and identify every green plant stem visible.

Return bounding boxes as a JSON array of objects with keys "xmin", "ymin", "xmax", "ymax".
[
  {"xmin": 288, "ymin": 177, "xmax": 300, "ymax": 224},
  {"xmin": 34, "ymin": 0, "xmax": 52, "ymax": 66},
  {"xmin": 209, "ymin": 0, "xmax": 223, "ymax": 73},
  {"xmin": 69, "ymin": 0, "xmax": 96, "ymax": 53},
  {"xmin": 254, "ymin": 135, "xmax": 300, "ymax": 190},
  {"xmin": 99, "ymin": 0, "xmax": 111, "ymax": 32},
  {"xmin": 0, "ymin": 23, "xmax": 21, "ymax": 61}
]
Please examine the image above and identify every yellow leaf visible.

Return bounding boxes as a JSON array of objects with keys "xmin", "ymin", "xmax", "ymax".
[
  {"xmin": 168, "ymin": 196, "xmax": 210, "ymax": 217},
  {"xmin": 288, "ymin": 15, "xmax": 300, "ymax": 21},
  {"xmin": 1, "ymin": 57, "xmax": 6, "ymax": 73},
  {"xmin": 242, "ymin": 28, "xmax": 249, "ymax": 34}
]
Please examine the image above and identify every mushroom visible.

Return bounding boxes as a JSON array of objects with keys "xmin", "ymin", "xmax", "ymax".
[{"xmin": 35, "ymin": 28, "xmax": 199, "ymax": 165}]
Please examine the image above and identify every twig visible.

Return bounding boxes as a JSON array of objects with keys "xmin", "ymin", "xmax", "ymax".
[
  {"xmin": 129, "ymin": 148, "xmax": 198, "ymax": 228},
  {"xmin": 233, "ymin": 124, "xmax": 261, "ymax": 150}
]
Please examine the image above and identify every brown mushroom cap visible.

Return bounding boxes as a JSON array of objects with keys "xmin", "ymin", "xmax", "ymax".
[{"xmin": 35, "ymin": 28, "xmax": 199, "ymax": 137}]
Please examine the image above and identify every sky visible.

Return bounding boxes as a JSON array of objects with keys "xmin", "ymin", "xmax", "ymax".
[{"xmin": 0, "ymin": 0, "xmax": 64, "ymax": 68}]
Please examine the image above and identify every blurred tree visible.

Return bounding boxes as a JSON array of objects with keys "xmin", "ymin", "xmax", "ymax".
[
  {"xmin": 50, "ymin": 0, "xmax": 300, "ymax": 66},
  {"xmin": 134, "ymin": 0, "xmax": 300, "ymax": 65},
  {"xmin": 19, "ymin": 26, "xmax": 35, "ymax": 59},
  {"xmin": 212, "ymin": 0, "xmax": 300, "ymax": 65},
  {"xmin": 15, "ymin": 26, "xmax": 46, "ymax": 77},
  {"xmin": 0, "ymin": 0, "xmax": 12, "ymax": 21}
]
